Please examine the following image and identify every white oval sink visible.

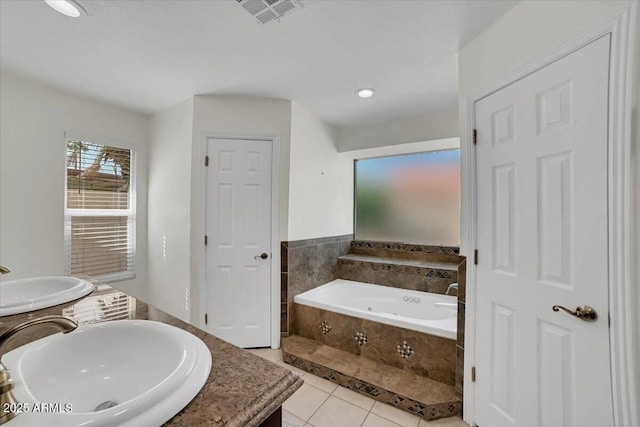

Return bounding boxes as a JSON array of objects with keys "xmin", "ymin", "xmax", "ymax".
[
  {"xmin": 3, "ymin": 320, "xmax": 212, "ymax": 427},
  {"xmin": 0, "ymin": 276, "xmax": 94, "ymax": 317}
]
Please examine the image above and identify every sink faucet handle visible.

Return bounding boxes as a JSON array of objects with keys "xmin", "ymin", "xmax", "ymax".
[
  {"xmin": 0, "ymin": 315, "xmax": 78, "ymax": 360},
  {"xmin": 0, "ymin": 315, "xmax": 77, "ymax": 425}
]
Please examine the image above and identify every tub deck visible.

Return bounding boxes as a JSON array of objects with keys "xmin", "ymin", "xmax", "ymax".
[{"xmin": 283, "ymin": 335, "xmax": 461, "ymax": 421}]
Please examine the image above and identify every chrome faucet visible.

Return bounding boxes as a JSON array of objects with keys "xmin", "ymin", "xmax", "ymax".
[
  {"xmin": 445, "ymin": 283, "xmax": 458, "ymax": 296},
  {"xmin": 0, "ymin": 316, "xmax": 78, "ymax": 425},
  {"xmin": 0, "ymin": 266, "xmax": 10, "ymax": 275}
]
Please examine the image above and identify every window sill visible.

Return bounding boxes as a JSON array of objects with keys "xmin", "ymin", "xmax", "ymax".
[{"xmin": 93, "ymin": 272, "xmax": 136, "ymax": 285}]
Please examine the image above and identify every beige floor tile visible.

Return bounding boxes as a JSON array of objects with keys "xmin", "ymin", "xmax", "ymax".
[
  {"xmin": 308, "ymin": 396, "xmax": 369, "ymax": 427},
  {"xmin": 283, "ymin": 410, "xmax": 306, "ymax": 427},
  {"xmin": 283, "ymin": 383, "xmax": 330, "ymax": 421},
  {"xmin": 302, "ymin": 373, "xmax": 338, "ymax": 394},
  {"xmin": 419, "ymin": 416, "xmax": 469, "ymax": 427},
  {"xmin": 246, "ymin": 347, "xmax": 282, "ymax": 362},
  {"xmin": 371, "ymin": 402, "xmax": 421, "ymax": 427},
  {"xmin": 332, "ymin": 386, "xmax": 375, "ymax": 411},
  {"xmin": 362, "ymin": 412, "xmax": 404, "ymax": 427}
]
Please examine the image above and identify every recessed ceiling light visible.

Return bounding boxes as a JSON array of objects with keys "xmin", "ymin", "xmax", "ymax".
[
  {"xmin": 356, "ymin": 88, "xmax": 376, "ymax": 98},
  {"xmin": 44, "ymin": 0, "xmax": 86, "ymax": 18}
]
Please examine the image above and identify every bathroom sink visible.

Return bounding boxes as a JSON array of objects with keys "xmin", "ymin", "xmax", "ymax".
[
  {"xmin": 3, "ymin": 320, "xmax": 212, "ymax": 427},
  {"xmin": 0, "ymin": 276, "xmax": 94, "ymax": 316}
]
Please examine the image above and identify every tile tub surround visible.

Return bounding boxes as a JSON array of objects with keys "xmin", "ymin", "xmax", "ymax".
[
  {"xmin": 292, "ymin": 304, "xmax": 456, "ymax": 386},
  {"xmin": 282, "ymin": 335, "xmax": 461, "ymax": 421},
  {"xmin": 336, "ymin": 241, "xmax": 460, "ymax": 295},
  {"xmin": 336, "ymin": 254, "xmax": 458, "ymax": 295},
  {"xmin": 281, "ymin": 234, "xmax": 353, "ymax": 335},
  {"xmin": 0, "ymin": 288, "xmax": 303, "ymax": 427},
  {"xmin": 350, "ymin": 241, "xmax": 460, "ymax": 264}
]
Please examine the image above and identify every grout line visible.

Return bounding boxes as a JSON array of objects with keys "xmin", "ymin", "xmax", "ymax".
[
  {"xmin": 302, "ymin": 383, "xmax": 331, "ymax": 423},
  {"xmin": 360, "ymin": 411, "xmax": 371, "ymax": 427}
]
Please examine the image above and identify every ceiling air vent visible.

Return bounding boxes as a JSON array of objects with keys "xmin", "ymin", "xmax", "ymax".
[{"xmin": 236, "ymin": 0, "xmax": 301, "ymax": 24}]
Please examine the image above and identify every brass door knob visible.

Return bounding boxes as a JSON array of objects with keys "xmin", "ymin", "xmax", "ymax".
[{"xmin": 552, "ymin": 305, "xmax": 598, "ymax": 321}]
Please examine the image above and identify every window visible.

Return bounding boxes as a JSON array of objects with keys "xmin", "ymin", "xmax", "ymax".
[
  {"xmin": 65, "ymin": 140, "xmax": 135, "ymax": 282},
  {"xmin": 355, "ymin": 149, "xmax": 460, "ymax": 245}
]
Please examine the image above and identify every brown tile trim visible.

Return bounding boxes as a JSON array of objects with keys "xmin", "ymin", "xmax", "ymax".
[
  {"xmin": 283, "ymin": 352, "xmax": 461, "ymax": 421},
  {"xmin": 337, "ymin": 258, "xmax": 455, "ymax": 278},
  {"xmin": 352, "ymin": 241, "xmax": 460, "ymax": 255}
]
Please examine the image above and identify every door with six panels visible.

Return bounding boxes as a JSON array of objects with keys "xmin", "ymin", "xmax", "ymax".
[
  {"xmin": 474, "ymin": 35, "xmax": 613, "ymax": 427},
  {"xmin": 205, "ymin": 137, "xmax": 272, "ymax": 348}
]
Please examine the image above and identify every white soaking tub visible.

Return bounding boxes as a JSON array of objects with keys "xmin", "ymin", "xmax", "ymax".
[{"xmin": 294, "ymin": 279, "xmax": 457, "ymax": 340}]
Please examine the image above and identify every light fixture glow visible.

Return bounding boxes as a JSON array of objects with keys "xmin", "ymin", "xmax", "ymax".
[
  {"xmin": 45, "ymin": 0, "xmax": 86, "ymax": 18},
  {"xmin": 356, "ymin": 88, "xmax": 376, "ymax": 98}
]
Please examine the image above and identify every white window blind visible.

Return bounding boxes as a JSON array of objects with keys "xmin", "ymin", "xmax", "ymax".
[
  {"xmin": 62, "ymin": 289, "xmax": 136, "ymax": 325},
  {"xmin": 64, "ymin": 140, "xmax": 135, "ymax": 282}
]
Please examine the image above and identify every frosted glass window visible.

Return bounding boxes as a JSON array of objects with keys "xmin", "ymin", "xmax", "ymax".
[{"xmin": 355, "ymin": 150, "xmax": 460, "ymax": 245}]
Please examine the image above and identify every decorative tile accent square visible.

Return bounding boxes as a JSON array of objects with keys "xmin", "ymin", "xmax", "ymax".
[
  {"xmin": 397, "ymin": 341, "xmax": 414, "ymax": 359},
  {"xmin": 319, "ymin": 320, "xmax": 332, "ymax": 335},
  {"xmin": 354, "ymin": 331, "xmax": 368, "ymax": 346}
]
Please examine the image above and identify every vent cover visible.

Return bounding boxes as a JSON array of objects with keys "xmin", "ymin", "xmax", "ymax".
[{"xmin": 236, "ymin": 0, "xmax": 300, "ymax": 24}]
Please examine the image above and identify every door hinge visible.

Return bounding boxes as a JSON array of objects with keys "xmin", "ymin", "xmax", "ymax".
[
  {"xmin": 608, "ymin": 312, "xmax": 611, "ymax": 328},
  {"xmin": 205, "ymin": 156, "xmax": 209, "ymax": 166},
  {"xmin": 471, "ymin": 366, "xmax": 476, "ymax": 382},
  {"xmin": 205, "ymin": 313, "xmax": 208, "ymax": 324},
  {"xmin": 473, "ymin": 129, "xmax": 477, "ymax": 145},
  {"xmin": 474, "ymin": 249, "xmax": 478, "ymax": 265},
  {"xmin": 204, "ymin": 235, "xmax": 208, "ymax": 246}
]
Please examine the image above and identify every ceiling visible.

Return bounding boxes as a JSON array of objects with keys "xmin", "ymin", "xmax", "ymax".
[{"xmin": 0, "ymin": 0, "xmax": 517, "ymax": 128}]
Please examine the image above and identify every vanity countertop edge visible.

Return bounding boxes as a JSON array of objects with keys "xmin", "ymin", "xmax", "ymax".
[{"xmin": 0, "ymin": 286, "xmax": 303, "ymax": 427}]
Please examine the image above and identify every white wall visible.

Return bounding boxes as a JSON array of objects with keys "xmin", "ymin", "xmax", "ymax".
[
  {"xmin": 289, "ymin": 102, "xmax": 353, "ymax": 241},
  {"xmin": 188, "ymin": 95, "xmax": 292, "ymax": 324},
  {"xmin": 147, "ymin": 98, "xmax": 194, "ymax": 321},
  {"xmin": 191, "ymin": 95, "xmax": 292, "ymax": 240},
  {"xmin": 0, "ymin": 72, "xmax": 149, "ymax": 298},
  {"xmin": 458, "ymin": 0, "xmax": 632, "ymax": 257},
  {"xmin": 337, "ymin": 108, "xmax": 458, "ymax": 152}
]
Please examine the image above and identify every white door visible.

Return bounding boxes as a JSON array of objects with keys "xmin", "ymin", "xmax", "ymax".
[
  {"xmin": 474, "ymin": 35, "xmax": 612, "ymax": 427},
  {"xmin": 205, "ymin": 137, "xmax": 272, "ymax": 348}
]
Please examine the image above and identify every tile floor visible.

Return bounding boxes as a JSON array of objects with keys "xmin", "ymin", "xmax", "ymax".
[{"xmin": 247, "ymin": 348, "xmax": 468, "ymax": 427}]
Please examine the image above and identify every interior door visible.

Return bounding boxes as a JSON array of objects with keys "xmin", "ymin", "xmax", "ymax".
[
  {"xmin": 474, "ymin": 35, "xmax": 613, "ymax": 427},
  {"xmin": 205, "ymin": 137, "xmax": 272, "ymax": 348}
]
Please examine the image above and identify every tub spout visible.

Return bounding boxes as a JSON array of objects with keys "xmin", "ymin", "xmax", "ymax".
[{"xmin": 445, "ymin": 283, "xmax": 458, "ymax": 296}]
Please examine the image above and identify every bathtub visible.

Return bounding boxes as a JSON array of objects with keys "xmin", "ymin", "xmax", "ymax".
[{"xmin": 294, "ymin": 279, "xmax": 457, "ymax": 340}]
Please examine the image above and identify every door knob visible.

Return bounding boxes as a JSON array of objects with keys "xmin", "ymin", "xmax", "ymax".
[
  {"xmin": 254, "ymin": 253, "xmax": 268, "ymax": 260},
  {"xmin": 552, "ymin": 305, "xmax": 598, "ymax": 322}
]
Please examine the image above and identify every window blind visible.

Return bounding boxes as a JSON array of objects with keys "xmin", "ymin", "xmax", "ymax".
[
  {"xmin": 62, "ymin": 289, "xmax": 136, "ymax": 325},
  {"xmin": 65, "ymin": 140, "xmax": 135, "ymax": 282}
]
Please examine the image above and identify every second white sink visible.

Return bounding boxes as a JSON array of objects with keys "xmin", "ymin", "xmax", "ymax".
[{"xmin": 0, "ymin": 276, "xmax": 94, "ymax": 317}]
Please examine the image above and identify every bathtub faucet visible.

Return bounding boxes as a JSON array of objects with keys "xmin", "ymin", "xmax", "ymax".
[{"xmin": 445, "ymin": 283, "xmax": 458, "ymax": 296}]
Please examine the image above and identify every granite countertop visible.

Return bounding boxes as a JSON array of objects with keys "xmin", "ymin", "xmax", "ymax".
[{"xmin": 0, "ymin": 286, "xmax": 303, "ymax": 426}]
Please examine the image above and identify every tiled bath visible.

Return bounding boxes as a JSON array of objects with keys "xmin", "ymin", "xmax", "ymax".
[
  {"xmin": 292, "ymin": 304, "xmax": 456, "ymax": 386},
  {"xmin": 282, "ymin": 238, "xmax": 467, "ymax": 420}
]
